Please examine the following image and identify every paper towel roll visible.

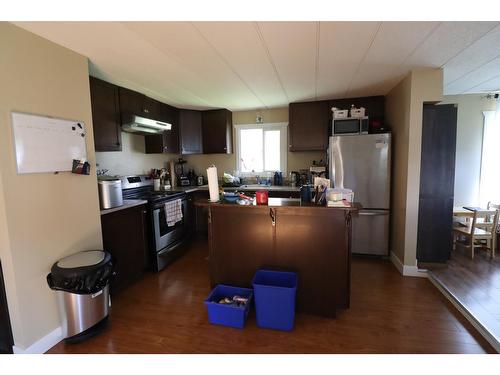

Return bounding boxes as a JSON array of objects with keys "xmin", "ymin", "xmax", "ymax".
[{"xmin": 207, "ymin": 165, "xmax": 219, "ymax": 202}]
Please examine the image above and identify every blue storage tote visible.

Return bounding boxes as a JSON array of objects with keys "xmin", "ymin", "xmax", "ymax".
[
  {"xmin": 204, "ymin": 285, "xmax": 253, "ymax": 329},
  {"xmin": 252, "ymin": 270, "xmax": 298, "ymax": 331}
]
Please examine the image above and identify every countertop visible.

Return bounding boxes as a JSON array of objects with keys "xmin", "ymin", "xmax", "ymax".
[
  {"xmin": 100, "ymin": 199, "xmax": 148, "ymax": 215},
  {"xmin": 195, "ymin": 197, "xmax": 360, "ymax": 211}
]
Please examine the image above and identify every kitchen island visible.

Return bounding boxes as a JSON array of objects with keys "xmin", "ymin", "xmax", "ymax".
[{"xmin": 196, "ymin": 198, "xmax": 360, "ymax": 318}]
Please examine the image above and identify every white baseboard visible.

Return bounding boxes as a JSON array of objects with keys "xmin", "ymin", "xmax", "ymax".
[
  {"xmin": 12, "ymin": 326, "xmax": 63, "ymax": 354},
  {"xmin": 390, "ymin": 251, "xmax": 428, "ymax": 278}
]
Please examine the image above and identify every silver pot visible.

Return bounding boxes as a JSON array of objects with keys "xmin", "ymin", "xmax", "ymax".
[{"xmin": 98, "ymin": 178, "xmax": 123, "ymax": 209}]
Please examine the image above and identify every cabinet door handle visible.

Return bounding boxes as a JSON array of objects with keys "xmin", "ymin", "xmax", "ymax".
[{"xmin": 269, "ymin": 208, "xmax": 276, "ymax": 226}]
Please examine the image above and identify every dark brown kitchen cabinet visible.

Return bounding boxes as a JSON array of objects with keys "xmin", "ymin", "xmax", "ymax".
[
  {"xmin": 202, "ymin": 109, "xmax": 233, "ymax": 154},
  {"xmin": 207, "ymin": 203, "xmax": 356, "ymax": 317},
  {"xmin": 89, "ymin": 77, "xmax": 122, "ymax": 151},
  {"xmin": 119, "ymin": 87, "xmax": 161, "ymax": 119},
  {"xmin": 180, "ymin": 110, "xmax": 203, "ymax": 154},
  {"xmin": 289, "ymin": 101, "xmax": 330, "ymax": 151},
  {"xmin": 144, "ymin": 104, "xmax": 180, "ymax": 154},
  {"xmin": 100, "ymin": 204, "xmax": 149, "ymax": 295}
]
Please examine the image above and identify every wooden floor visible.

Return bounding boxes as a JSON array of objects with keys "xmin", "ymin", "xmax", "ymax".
[
  {"xmin": 428, "ymin": 246, "xmax": 500, "ymax": 351},
  {"xmin": 48, "ymin": 238, "xmax": 494, "ymax": 354}
]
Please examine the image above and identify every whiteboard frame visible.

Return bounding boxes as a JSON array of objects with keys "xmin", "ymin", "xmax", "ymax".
[{"xmin": 11, "ymin": 111, "xmax": 88, "ymax": 174}]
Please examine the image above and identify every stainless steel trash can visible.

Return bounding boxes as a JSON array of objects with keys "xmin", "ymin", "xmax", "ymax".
[{"xmin": 47, "ymin": 250, "xmax": 115, "ymax": 343}]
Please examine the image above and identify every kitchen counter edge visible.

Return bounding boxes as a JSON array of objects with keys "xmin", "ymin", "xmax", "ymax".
[{"xmin": 100, "ymin": 199, "xmax": 148, "ymax": 215}]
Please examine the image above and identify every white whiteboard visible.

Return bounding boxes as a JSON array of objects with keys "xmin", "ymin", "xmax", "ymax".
[{"xmin": 11, "ymin": 112, "xmax": 87, "ymax": 174}]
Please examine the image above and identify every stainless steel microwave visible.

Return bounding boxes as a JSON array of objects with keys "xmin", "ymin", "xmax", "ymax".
[{"xmin": 332, "ymin": 116, "xmax": 369, "ymax": 135}]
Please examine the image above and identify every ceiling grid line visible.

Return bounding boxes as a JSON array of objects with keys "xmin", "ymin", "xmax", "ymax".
[
  {"xmin": 118, "ymin": 22, "xmax": 216, "ymax": 107},
  {"xmin": 400, "ymin": 22, "xmax": 442, "ymax": 67},
  {"xmin": 444, "ymin": 24, "xmax": 500, "ymax": 88},
  {"xmin": 344, "ymin": 22, "xmax": 382, "ymax": 98},
  {"xmin": 445, "ymin": 49, "xmax": 500, "ymax": 88},
  {"xmin": 459, "ymin": 71, "xmax": 500, "ymax": 94},
  {"xmin": 369, "ymin": 22, "xmax": 442, "ymax": 96},
  {"xmin": 439, "ymin": 22, "xmax": 500, "ymax": 69},
  {"xmin": 314, "ymin": 22, "xmax": 320, "ymax": 100},
  {"xmin": 253, "ymin": 22, "xmax": 290, "ymax": 103},
  {"xmin": 189, "ymin": 22, "xmax": 268, "ymax": 109}
]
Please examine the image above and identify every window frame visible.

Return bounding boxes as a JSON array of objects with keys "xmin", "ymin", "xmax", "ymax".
[{"xmin": 234, "ymin": 122, "xmax": 288, "ymax": 176}]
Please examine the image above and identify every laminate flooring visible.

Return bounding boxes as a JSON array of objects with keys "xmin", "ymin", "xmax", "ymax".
[
  {"xmin": 428, "ymin": 246, "xmax": 500, "ymax": 352},
  {"xmin": 48, "ymin": 238, "xmax": 493, "ymax": 354}
]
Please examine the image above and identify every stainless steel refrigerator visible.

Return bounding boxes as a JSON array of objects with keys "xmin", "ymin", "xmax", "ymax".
[{"xmin": 329, "ymin": 133, "xmax": 391, "ymax": 256}]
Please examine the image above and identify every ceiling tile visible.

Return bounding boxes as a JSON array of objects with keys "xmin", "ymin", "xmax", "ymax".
[
  {"xmin": 444, "ymin": 24, "xmax": 500, "ymax": 86},
  {"xmin": 405, "ymin": 22, "xmax": 499, "ymax": 69},
  {"xmin": 256, "ymin": 21, "xmax": 317, "ymax": 103},
  {"xmin": 316, "ymin": 21, "xmax": 381, "ymax": 100},
  {"xmin": 347, "ymin": 21, "xmax": 439, "ymax": 97},
  {"xmin": 192, "ymin": 22, "xmax": 288, "ymax": 108}
]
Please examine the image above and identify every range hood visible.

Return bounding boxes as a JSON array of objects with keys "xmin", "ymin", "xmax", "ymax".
[{"xmin": 121, "ymin": 114, "xmax": 172, "ymax": 135}]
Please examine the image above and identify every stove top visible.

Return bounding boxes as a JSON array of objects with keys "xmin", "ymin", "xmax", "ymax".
[{"xmin": 122, "ymin": 186, "xmax": 185, "ymax": 202}]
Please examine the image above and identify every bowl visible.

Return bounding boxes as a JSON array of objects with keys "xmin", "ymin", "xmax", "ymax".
[{"xmin": 223, "ymin": 191, "xmax": 239, "ymax": 203}]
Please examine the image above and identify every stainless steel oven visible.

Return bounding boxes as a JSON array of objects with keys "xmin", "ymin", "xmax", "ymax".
[
  {"xmin": 152, "ymin": 197, "xmax": 188, "ymax": 253},
  {"xmin": 121, "ymin": 175, "xmax": 190, "ymax": 272}
]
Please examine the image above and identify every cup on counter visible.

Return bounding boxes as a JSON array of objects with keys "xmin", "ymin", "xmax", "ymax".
[
  {"xmin": 255, "ymin": 190, "xmax": 269, "ymax": 205},
  {"xmin": 153, "ymin": 178, "xmax": 160, "ymax": 191}
]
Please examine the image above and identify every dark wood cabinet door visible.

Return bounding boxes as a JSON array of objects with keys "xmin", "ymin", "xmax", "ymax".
[
  {"xmin": 202, "ymin": 109, "xmax": 233, "ymax": 154},
  {"xmin": 0, "ymin": 262, "xmax": 14, "ymax": 354},
  {"xmin": 118, "ymin": 87, "xmax": 144, "ymax": 116},
  {"xmin": 100, "ymin": 205, "xmax": 149, "ymax": 295},
  {"xmin": 89, "ymin": 77, "xmax": 122, "ymax": 152},
  {"xmin": 142, "ymin": 96, "xmax": 161, "ymax": 120},
  {"xmin": 179, "ymin": 110, "xmax": 203, "ymax": 154},
  {"xmin": 417, "ymin": 104, "xmax": 457, "ymax": 263},
  {"xmin": 144, "ymin": 104, "xmax": 180, "ymax": 154},
  {"xmin": 289, "ymin": 101, "xmax": 330, "ymax": 151},
  {"xmin": 274, "ymin": 207, "xmax": 350, "ymax": 316},
  {"xmin": 161, "ymin": 104, "xmax": 180, "ymax": 154},
  {"xmin": 209, "ymin": 206, "xmax": 274, "ymax": 288}
]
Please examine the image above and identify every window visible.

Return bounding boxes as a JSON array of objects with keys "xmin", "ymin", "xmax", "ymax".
[
  {"xmin": 479, "ymin": 108, "xmax": 500, "ymax": 206},
  {"xmin": 235, "ymin": 123, "xmax": 287, "ymax": 175}
]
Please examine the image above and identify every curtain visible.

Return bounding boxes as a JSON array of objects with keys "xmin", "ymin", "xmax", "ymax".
[{"xmin": 480, "ymin": 97, "xmax": 500, "ymax": 207}]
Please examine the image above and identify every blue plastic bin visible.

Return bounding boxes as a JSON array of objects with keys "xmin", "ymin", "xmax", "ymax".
[
  {"xmin": 252, "ymin": 270, "xmax": 298, "ymax": 331},
  {"xmin": 204, "ymin": 285, "xmax": 253, "ymax": 329}
]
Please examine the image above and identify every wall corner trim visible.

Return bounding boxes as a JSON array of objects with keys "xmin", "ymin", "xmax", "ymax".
[
  {"xmin": 390, "ymin": 251, "xmax": 428, "ymax": 278},
  {"xmin": 12, "ymin": 326, "xmax": 62, "ymax": 354}
]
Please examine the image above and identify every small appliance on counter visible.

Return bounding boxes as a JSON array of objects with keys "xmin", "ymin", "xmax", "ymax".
[
  {"xmin": 197, "ymin": 175, "xmax": 205, "ymax": 186},
  {"xmin": 289, "ymin": 171, "xmax": 300, "ymax": 188},
  {"xmin": 273, "ymin": 171, "xmax": 283, "ymax": 186},
  {"xmin": 174, "ymin": 158, "xmax": 190, "ymax": 186},
  {"xmin": 98, "ymin": 176, "xmax": 123, "ymax": 210}
]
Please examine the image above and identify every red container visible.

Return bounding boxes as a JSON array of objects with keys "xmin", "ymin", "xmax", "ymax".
[{"xmin": 255, "ymin": 190, "xmax": 269, "ymax": 205}]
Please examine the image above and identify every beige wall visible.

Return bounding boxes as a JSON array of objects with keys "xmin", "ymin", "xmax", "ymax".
[
  {"xmin": 385, "ymin": 69, "xmax": 443, "ymax": 268},
  {"xmin": 439, "ymin": 94, "xmax": 497, "ymax": 207},
  {"xmin": 96, "ymin": 132, "xmax": 177, "ymax": 176},
  {"xmin": 0, "ymin": 23, "xmax": 103, "ymax": 351},
  {"xmin": 385, "ymin": 74, "xmax": 412, "ymax": 264},
  {"xmin": 96, "ymin": 107, "xmax": 326, "ymax": 179}
]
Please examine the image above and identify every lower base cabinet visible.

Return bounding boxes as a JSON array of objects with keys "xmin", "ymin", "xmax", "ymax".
[{"xmin": 100, "ymin": 205, "xmax": 148, "ymax": 294}]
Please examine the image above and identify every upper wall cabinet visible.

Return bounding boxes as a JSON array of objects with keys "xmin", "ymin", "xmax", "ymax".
[
  {"xmin": 144, "ymin": 103, "xmax": 180, "ymax": 154},
  {"xmin": 89, "ymin": 77, "xmax": 122, "ymax": 152},
  {"xmin": 202, "ymin": 109, "xmax": 233, "ymax": 154},
  {"xmin": 179, "ymin": 109, "xmax": 203, "ymax": 155},
  {"xmin": 289, "ymin": 101, "xmax": 330, "ymax": 151},
  {"xmin": 118, "ymin": 87, "xmax": 161, "ymax": 119}
]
